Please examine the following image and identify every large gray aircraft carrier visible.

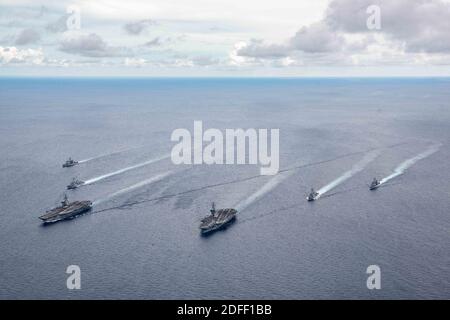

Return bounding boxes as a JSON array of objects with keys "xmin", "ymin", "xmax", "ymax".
[
  {"xmin": 200, "ymin": 203, "xmax": 237, "ymax": 235},
  {"xmin": 39, "ymin": 195, "xmax": 92, "ymax": 224}
]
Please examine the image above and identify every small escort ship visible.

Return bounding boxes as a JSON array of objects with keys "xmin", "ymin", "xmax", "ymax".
[
  {"xmin": 67, "ymin": 178, "xmax": 84, "ymax": 190},
  {"xmin": 39, "ymin": 194, "xmax": 92, "ymax": 224},
  {"xmin": 369, "ymin": 178, "xmax": 381, "ymax": 190},
  {"xmin": 307, "ymin": 188, "xmax": 319, "ymax": 201},
  {"xmin": 62, "ymin": 157, "xmax": 78, "ymax": 168},
  {"xmin": 199, "ymin": 203, "xmax": 237, "ymax": 235}
]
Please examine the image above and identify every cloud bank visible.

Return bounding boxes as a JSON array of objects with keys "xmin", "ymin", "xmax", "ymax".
[
  {"xmin": 235, "ymin": 0, "xmax": 450, "ymax": 67},
  {"xmin": 1, "ymin": 0, "xmax": 450, "ymax": 75}
]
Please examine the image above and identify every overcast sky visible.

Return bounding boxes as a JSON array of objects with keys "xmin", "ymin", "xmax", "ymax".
[{"xmin": 1, "ymin": 0, "xmax": 450, "ymax": 76}]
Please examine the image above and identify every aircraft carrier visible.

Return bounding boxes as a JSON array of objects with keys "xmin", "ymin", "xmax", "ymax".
[
  {"xmin": 200, "ymin": 203, "xmax": 237, "ymax": 235},
  {"xmin": 39, "ymin": 195, "xmax": 92, "ymax": 224}
]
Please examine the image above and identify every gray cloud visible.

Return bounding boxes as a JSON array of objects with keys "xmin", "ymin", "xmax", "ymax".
[
  {"xmin": 235, "ymin": 39, "xmax": 288, "ymax": 58},
  {"xmin": 326, "ymin": 0, "xmax": 450, "ymax": 53},
  {"xmin": 191, "ymin": 56, "xmax": 220, "ymax": 66},
  {"xmin": 144, "ymin": 37, "xmax": 163, "ymax": 47},
  {"xmin": 15, "ymin": 28, "xmax": 40, "ymax": 45},
  {"xmin": 124, "ymin": 19, "xmax": 156, "ymax": 35},
  {"xmin": 237, "ymin": 22, "xmax": 344, "ymax": 58},
  {"xmin": 59, "ymin": 33, "xmax": 127, "ymax": 57},
  {"xmin": 46, "ymin": 14, "xmax": 70, "ymax": 33},
  {"xmin": 237, "ymin": 0, "xmax": 450, "ymax": 64},
  {"xmin": 143, "ymin": 35, "xmax": 186, "ymax": 48},
  {"xmin": 289, "ymin": 22, "xmax": 344, "ymax": 53}
]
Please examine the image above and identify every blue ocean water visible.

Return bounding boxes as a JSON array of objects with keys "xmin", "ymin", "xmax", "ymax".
[{"xmin": 0, "ymin": 77, "xmax": 449, "ymax": 299}]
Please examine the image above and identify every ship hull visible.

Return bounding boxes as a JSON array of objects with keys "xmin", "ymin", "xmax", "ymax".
[
  {"xmin": 307, "ymin": 192, "xmax": 319, "ymax": 201},
  {"xmin": 200, "ymin": 215, "xmax": 236, "ymax": 235},
  {"xmin": 62, "ymin": 162, "xmax": 78, "ymax": 168},
  {"xmin": 67, "ymin": 183, "xmax": 83, "ymax": 190},
  {"xmin": 39, "ymin": 201, "xmax": 92, "ymax": 224},
  {"xmin": 41, "ymin": 207, "xmax": 91, "ymax": 223}
]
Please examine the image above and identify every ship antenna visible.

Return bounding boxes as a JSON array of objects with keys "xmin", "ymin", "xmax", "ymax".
[{"xmin": 62, "ymin": 193, "xmax": 69, "ymax": 206}]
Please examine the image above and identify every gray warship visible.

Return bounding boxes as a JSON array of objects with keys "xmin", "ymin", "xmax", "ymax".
[
  {"xmin": 307, "ymin": 188, "xmax": 319, "ymax": 201},
  {"xmin": 62, "ymin": 157, "xmax": 78, "ymax": 168},
  {"xmin": 369, "ymin": 178, "xmax": 381, "ymax": 190},
  {"xmin": 39, "ymin": 194, "xmax": 92, "ymax": 224},
  {"xmin": 200, "ymin": 203, "xmax": 237, "ymax": 235},
  {"xmin": 67, "ymin": 178, "xmax": 84, "ymax": 190}
]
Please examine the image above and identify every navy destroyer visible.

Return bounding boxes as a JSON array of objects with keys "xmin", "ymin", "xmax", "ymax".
[
  {"xmin": 369, "ymin": 178, "xmax": 381, "ymax": 190},
  {"xmin": 39, "ymin": 194, "xmax": 92, "ymax": 224},
  {"xmin": 200, "ymin": 203, "xmax": 237, "ymax": 235},
  {"xmin": 307, "ymin": 188, "xmax": 319, "ymax": 201},
  {"xmin": 62, "ymin": 158, "xmax": 78, "ymax": 168},
  {"xmin": 67, "ymin": 178, "xmax": 84, "ymax": 190}
]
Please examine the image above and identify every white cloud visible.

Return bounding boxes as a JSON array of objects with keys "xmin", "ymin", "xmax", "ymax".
[
  {"xmin": 229, "ymin": 41, "xmax": 257, "ymax": 66},
  {"xmin": 124, "ymin": 57, "xmax": 146, "ymax": 67},
  {"xmin": 0, "ymin": 46, "xmax": 44, "ymax": 65}
]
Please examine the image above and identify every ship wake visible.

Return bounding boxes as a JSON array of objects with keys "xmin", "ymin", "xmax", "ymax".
[
  {"xmin": 235, "ymin": 171, "xmax": 294, "ymax": 212},
  {"xmin": 93, "ymin": 171, "xmax": 174, "ymax": 206},
  {"xmin": 316, "ymin": 150, "xmax": 380, "ymax": 198},
  {"xmin": 84, "ymin": 154, "xmax": 170, "ymax": 185},
  {"xmin": 78, "ymin": 157, "xmax": 96, "ymax": 164},
  {"xmin": 379, "ymin": 143, "xmax": 441, "ymax": 185}
]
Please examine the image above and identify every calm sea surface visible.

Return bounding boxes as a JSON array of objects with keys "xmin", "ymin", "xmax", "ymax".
[{"xmin": 0, "ymin": 78, "xmax": 449, "ymax": 299}]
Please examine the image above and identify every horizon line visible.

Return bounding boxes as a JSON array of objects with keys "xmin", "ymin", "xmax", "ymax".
[{"xmin": 2, "ymin": 75, "xmax": 450, "ymax": 79}]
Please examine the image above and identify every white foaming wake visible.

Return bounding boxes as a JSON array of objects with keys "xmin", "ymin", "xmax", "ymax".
[
  {"xmin": 380, "ymin": 144, "xmax": 441, "ymax": 185},
  {"xmin": 235, "ymin": 171, "xmax": 294, "ymax": 212},
  {"xmin": 317, "ymin": 150, "xmax": 380, "ymax": 197},
  {"xmin": 93, "ymin": 171, "xmax": 174, "ymax": 206},
  {"xmin": 84, "ymin": 154, "xmax": 170, "ymax": 185},
  {"xmin": 78, "ymin": 157, "xmax": 95, "ymax": 164}
]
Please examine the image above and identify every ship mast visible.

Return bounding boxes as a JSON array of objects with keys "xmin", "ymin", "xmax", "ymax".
[
  {"xmin": 210, "ymin": 202, "xmax": 216, "ymax": 216},
  {"xmin": 61, "ymin": 194, "xmax": 69, "ymax": 207}
]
